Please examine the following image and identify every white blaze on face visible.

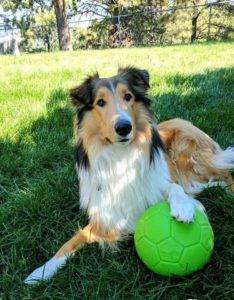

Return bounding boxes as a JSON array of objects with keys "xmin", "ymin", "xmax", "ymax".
[
  {"xmin": 108, "ymin": 80, "xmax": 116, "ymax": 96},
  {"xmin": 116, "ymin": 105, "xmax": 132, "ymax": 124},
  {"xmin": 108, "ymin": 79, "xmax": 133, "ymax": 131}
]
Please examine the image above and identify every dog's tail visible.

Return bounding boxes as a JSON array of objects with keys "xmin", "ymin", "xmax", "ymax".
[{"xmin": 212, "ymin": 147, "xmax": 234, "ymax": 170}]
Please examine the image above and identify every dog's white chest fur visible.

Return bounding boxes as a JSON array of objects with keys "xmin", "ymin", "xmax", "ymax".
[{"xmin": 78, "ymin": 145, "xmax": 170, "ymax": 233}]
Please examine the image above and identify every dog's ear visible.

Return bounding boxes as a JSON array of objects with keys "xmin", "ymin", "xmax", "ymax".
[
  {"xmin": 118, "ymin": 66, "xmax": 150, "ymax": 90},
  {"xmin": 70, "ymin": 73, "xmax": 99, "ymax": 108}
]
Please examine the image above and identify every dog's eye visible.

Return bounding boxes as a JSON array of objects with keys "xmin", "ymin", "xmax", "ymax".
[
  {"xmin": 97, "ymin": 99, "xmax": 106, "ymax": 107},
  {"xmin": 124, "ymin": 93, "xmax": 132, "ymax": 102}
]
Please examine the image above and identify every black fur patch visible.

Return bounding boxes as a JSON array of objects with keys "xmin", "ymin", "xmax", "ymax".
[
  {"xmin": 130, "ymin": 84, "xmax": 151, "ymax": 106},
  {"xmin": 76, "ymin": 141, "xmax": 89, "ymax": 169},
  {"xmin": 76, "ymin": 105, "xmax": 93, "ymax": 125},
  {"xmin": 118, "ymin": 66, "xmax": 151, "ymax": 107},
  {"xmin": 118, "ymin": 66, "xmax": 150, "ymax": 90},
  {"xmin": 150, "ymin": 126, "xmax": 166, "ymax": 164},
  {"xmin": 70, "ymin": 74, "xmax": 98, "ymax": 124}
]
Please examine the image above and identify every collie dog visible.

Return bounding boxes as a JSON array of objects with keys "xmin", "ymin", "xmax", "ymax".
[{"xmin": 25, "ymin": 67, "xmax": 233, "ymax": 284}]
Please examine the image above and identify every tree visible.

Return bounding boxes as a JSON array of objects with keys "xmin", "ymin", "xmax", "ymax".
[
  {"xmin": 54, "ymin": 0, "xmax": 72, "ymax": 50},
  {"xmin": 1, "ymin": 0, "xmax": 73, "ymax": 51},
  {"xmin": 191, "ymin": 0, "xmax": 203, "ymax": 42},
  {"xmin": 34, "ymin": 9, "xmax": 57, "ymax": 51},
  {"xmin": 76, "ymin": 1, "xmax": 139, "ymax": 46}
]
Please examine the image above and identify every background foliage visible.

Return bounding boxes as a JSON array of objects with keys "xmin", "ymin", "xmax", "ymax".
[{"xmin": 1, "ymin": 0, "xmax": 234, "ymax": 52}]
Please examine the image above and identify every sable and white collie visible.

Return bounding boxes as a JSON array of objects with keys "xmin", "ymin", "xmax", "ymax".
[{"xmin": 25, "ymin": 67, "xmax": 233, "ymax": 284}]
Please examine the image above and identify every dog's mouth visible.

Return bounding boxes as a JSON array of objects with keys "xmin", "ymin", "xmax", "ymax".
[
  {"xmin": 119, "ymin": 138, "xmax": 129, "ymax": 143},
  {"xmin": 105, "ymin": 137, "xmax": 113, "ymax": 144},
  {"xmin": 105, "ymin": 136, "xmax": 132, "ymax": 145}
]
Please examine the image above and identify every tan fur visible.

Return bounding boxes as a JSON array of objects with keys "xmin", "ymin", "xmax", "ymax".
[
  {"xmin": 158, "ymin": 118, "xmax": 233, "ymax": 192},
  {"xmin": 55, "ymin": 224, "xmax": 120, "ymax": 258},
  {"xmin": 127, "ymin": 102, "xmax": 153, "ymax": 162}
]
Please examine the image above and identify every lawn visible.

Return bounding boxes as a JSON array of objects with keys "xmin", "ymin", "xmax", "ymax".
[{"xmin": 0, "ymin": 41, "xmax": 234, "ymax": 299}]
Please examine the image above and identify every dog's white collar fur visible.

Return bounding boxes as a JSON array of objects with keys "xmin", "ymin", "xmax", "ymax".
[{"xmin": 78, "ymin": 144, "xmax": 172, "ymax": 233}]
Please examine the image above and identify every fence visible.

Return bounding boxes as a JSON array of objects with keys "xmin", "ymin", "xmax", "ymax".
[{"xmin": 0, "ymin": 1, "xmax": 233, "ymax": 53}]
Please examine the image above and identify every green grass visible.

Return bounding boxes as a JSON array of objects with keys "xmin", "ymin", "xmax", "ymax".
[{"xmin": 0, "ymin": 41, "xmax": 234, "ymax": 299}]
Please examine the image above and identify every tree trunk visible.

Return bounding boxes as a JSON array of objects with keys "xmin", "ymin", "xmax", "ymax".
[
  {"xmin": 207, "ymin": 5, "xmax": 212, "ymax": 40},
  {"xmin": 12, "ymin": 36, "xmax": 20, "ymax": 56},
  {"xmin": 54, "ymin": 0, "xmax": 72, "ymax": 51},
  {"xmin": 110, "ymin": 6, "xmax": 119, "ymax": 46},
  {"xmin": 45, "ymin": 34, "xmax": 51, "ymax": 52},
  {"xmin": 191, "ymin": 1, "xmax": 200, "ymax": 43}
]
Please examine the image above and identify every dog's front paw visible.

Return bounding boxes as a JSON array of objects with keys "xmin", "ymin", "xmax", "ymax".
[
  {"xmin": 170, "ymin": 198, "xmax": 195, "ymax": 223},
  {"xmin": 24, "ymin": 256, "xmax": 67, "ymax": 285},
  {"xmin": 167, "ymin": 183, "xmax": 205, "ymax": 223}
]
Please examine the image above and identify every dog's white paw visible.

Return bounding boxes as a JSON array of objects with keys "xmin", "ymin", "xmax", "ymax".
[
  {"xmin": 170, "ymin": 197, "xmax": 196, "ymax": 222},
  {"xmin": 167, "ymin": 183, "xmax": 204, "ymax": 223},
  {"xmin": 24, "ymin": 256, "xmax": 67, "ymax": 285}
]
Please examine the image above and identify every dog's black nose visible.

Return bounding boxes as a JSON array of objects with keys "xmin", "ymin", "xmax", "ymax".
[{"xmin": 115, "ymin": 121, "xmax": 132, "ymax": 137}]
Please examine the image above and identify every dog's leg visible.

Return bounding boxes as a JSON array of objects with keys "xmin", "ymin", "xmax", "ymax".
[
  {"xmin": 166, "ymin": 183, "xmax": 204, "ymax": 223},
  {"xmin": 24, "ymin": 224, "xmax": 94, "ymax": 284},
  {"xmin": 24, "ymin": 224, "xmax": 119, "ymax": 284}
]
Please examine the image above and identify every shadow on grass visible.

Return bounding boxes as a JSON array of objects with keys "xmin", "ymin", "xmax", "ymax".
[
  {"xmin": 0, "ymin": 68, "xmax": 233, "ymax": 299},
  {"xmin": 0, "ymin": 89, "xmax": 87, "ymax": 294},
  {"xmin": 152, "ymin": 67, "xmax": 234, "ymax": 148}
]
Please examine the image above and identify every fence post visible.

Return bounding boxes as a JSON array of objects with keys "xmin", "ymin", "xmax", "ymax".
[
  {"xmin": 207, "ymin": 5, "xmax": 212, "ymax": 40},
  {"xmin": 117, "ymin": 14, "xmax": 122, "ymax": 46}
]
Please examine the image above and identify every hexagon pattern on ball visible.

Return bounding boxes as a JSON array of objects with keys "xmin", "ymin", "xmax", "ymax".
[
  {"xmin": 136, "ymin": 237, "xmax": 160, "ymax": 267},
  {"xmin": 134, "ymin": 201, "xmax": 214, "ymax": 276},
  {"xmin": 144, "ymin": 213, "xmax": 171, "ymax": 244}
]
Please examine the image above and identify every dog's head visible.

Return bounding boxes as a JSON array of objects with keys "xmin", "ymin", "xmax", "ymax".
[{"xmin": 70, "ymin": 67, "xmax": 151, "ymax": 145}]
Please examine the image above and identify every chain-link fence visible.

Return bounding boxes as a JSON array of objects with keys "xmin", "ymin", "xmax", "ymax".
[{"xmin": 0, "ymin": 1, "xmax": 233, "ymax": 54}]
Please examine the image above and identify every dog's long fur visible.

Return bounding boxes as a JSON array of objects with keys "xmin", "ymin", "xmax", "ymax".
[{"xmin": 25, "ymin": 67, "xmax": 233, "ymax": 284}]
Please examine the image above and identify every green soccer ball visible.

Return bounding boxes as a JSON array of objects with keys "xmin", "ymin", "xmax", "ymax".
[{"xmin": 134, "ymin": 201, "xmax": 214, "ymax": 276}]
